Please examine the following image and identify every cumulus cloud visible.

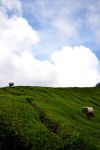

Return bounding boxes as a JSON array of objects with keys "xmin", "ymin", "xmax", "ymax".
[
  {"xmin": 0, "ymin": 21, "xmax": 100, "ymax": 88},
  {"xmin": 0, "ymin": 0, "xmax": 100, "ymax": 87},
  {"xmin": 12, "ymin": 52, "xmax": 57, "ymax": 86},
  {"xmin": 0, "ymin": 16, "xmax": 39, "ymax": 54},
  {"xmin": 51, "ymin": 46, "xmax": 100, "ymax": 87},
  {"xmin": 0, "ymin": 4, "xmax": 57, "ymax": 87}
]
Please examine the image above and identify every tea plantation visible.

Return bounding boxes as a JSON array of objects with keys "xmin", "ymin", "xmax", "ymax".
[{"xmin": 0, "ymin": 86, "xmax": 100, "ymax": 150}]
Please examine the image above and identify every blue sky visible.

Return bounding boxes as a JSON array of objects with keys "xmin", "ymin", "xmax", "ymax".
[
  {"xmin": 0, "ymin": 0, "xmax": 100, "ymax": 87},
  {"xmin": 21, "ymin": 0, "xmax": 100, "ymax": 59}
]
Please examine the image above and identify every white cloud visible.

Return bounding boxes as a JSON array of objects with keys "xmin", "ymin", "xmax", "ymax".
[
  {"xmin": 88, "ymin": 14, "xmax": 100, "ymax": 41},
  {"xmin": 51, "ymin": 46, "xmax": 100, "ymax": 87},
  {"xmin": 0, "ymin": 0, "xmax": 22, "ymax": 15},
  {"xmin": 0, "ymin": 0, "xmax": 100, "ymax": 87},
  {"xmin": 26, "ymin": 0, "xmax": 82, "ymax": 40},
  {"xmin": 86, "ymin": 0, "xmax": 100, "ymax": 43},
  {"xmin": 12, "ymin": 52, "xmax": 57, "ymax": 86},
  {"xmin": 0, "ymin": 13, "xmax": 39, "ymax": 54},
  {"xmin": 0, "ymin": 31, "xmax": 100, "ymax": 87},
  {"xmin": 53, "ymin": 19, "xmax": 79, "ymax": 39},
  {"xmin": 0, "ymin": 6, "xmax": 57, "ymax": 87},
  {"xmin": 22, "ymin": 0, "xmax": 100, "ymax": 50}
]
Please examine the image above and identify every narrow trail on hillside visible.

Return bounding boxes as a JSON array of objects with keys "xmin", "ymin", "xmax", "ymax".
[{"xmin": 26, "ymin": 97, "xmax": 61, "ymax": 135}]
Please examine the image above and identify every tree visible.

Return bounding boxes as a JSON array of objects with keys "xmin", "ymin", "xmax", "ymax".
[
  {"xmin": 9, "ymin": 82, "xmax": 14, "ymax": 87},
  {"xmin": 95, "ymin": 82, "xmax": 100, "ymax": 87}
]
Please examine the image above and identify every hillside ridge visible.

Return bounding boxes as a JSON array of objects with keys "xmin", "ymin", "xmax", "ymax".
[{"xmin": 0, "ymin": 86, "xmax": 100, "ymax": 150}]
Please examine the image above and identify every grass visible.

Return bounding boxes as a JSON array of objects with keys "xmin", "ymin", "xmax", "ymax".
[{"xmin": 0, "ymin": 86, "xmax": 100, "ymax": 150}]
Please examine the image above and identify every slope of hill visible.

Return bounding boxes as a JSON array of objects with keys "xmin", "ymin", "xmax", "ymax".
[{"xmin": 0, "ymin": 86, "xmax": 100, "ymax": 150}]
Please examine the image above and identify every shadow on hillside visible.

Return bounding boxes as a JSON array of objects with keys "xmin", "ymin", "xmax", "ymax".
[{"xmin": 0, "ymin": 122, "xmax": 32, "ymax": 150}]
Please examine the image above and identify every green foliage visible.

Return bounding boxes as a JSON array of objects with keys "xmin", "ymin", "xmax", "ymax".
[
  {"xmin": 0, "ymin": 86, "xmax": 100, "ymax": 149},
  {"xmin": 96, "ymin": 83, "xmax": 100, "ymax": 87}
]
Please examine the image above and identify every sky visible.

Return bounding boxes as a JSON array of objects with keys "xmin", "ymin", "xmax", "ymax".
[{"xmin": 0, "ymin": 0, "xmax": 100, "ymax": 87}]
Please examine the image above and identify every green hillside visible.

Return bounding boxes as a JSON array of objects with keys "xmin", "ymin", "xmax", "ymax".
[{"xmin": 0, "ymin": 86, "xmax": 100, "ymax": 150}]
